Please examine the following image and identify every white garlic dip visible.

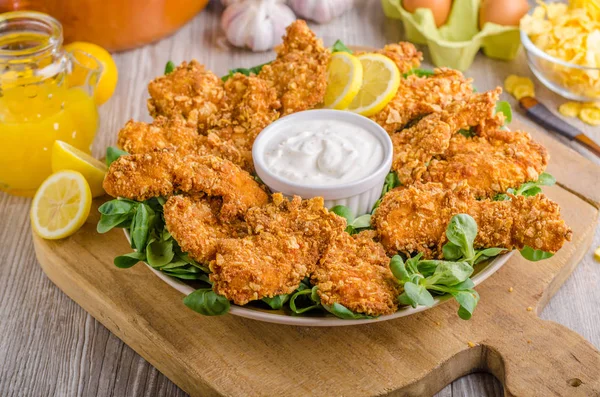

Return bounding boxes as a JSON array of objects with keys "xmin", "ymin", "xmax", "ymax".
[{"xmin": 262, "ymin": 119, "xmax": 385, "ymax": 186}]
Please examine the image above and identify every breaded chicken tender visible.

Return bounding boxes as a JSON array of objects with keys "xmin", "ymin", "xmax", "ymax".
[
  {"xmin": 357, "ymin": 42, "xmax": 423, "ymax": 74},
  {"xmin": 219, "ymin": 73, "xmax": 281, "ymax": 135},
  {"xmin": 212, "ymin": 233, "xmax": 315, "ymax": 305},
  {"xmin": 391, "ymin": 88, "xmax": 502, "ymax": 185},
  {"xmin": 164, "ymin": 195, "xmax": 248, "ymax": 264},
  {"xmin": 258, "ymin": 20, "xmax": 330, "ymax": 114},
  {"xmin": 147, "ymin": 60, "xmax": 224, "ymax": 130},
  {"xmin": 422, "ymin": 129, "xmax": 549, "ymax": 198},
  {"xmin": 211, "ymin": 73, "xmax": 281, "ymax": 166},
  {"xmin": 372, "ymin": 184, "xmax": 572, "ymax": 258},
  {"xmin": 371, "ymin": 68, "xmax": 474, "ymax": 134},
  {"xmin": 209, "ymin": 193, "xmax": 346, "ymax": 305},
  {"xmin": 313, "ymin": 231, "xmax": 399, "ymax": 316},
  {"xmin": 103, "ymin": 152, "xmax": 268, "ymax": 220},
  {"xmin": 117, "ymin": 117, "xmax": 249, "ymax": 170}
]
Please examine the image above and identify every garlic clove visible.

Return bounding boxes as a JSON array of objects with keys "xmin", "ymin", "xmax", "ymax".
[
  {"xmin": 221, "ymin": 0, "xmax": 297, "ymax": 52},
  {"xmin": 289, "ymin": 0, "xmax": 355, "ymax": 24}
]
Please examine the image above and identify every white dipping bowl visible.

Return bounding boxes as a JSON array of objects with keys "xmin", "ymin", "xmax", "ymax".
[{"xmin": 252, "ymin": 109, "xmax": 393, "ymax": 216}]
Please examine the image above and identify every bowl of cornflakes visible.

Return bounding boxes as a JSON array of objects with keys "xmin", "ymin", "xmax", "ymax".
[{"xmin": 520, "ymin": 0, "xmax": 600, "ymax": 101}]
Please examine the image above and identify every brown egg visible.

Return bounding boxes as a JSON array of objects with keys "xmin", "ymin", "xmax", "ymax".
[
  {"xmin": 403, "ymin": 0, "xmax": 452, "ymax": 28},
  {"xmin": 479, "ymin": 0, "xmax": 529, "ymax": 29}
]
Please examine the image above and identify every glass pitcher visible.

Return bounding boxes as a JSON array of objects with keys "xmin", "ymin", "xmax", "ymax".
[{"xmin": 0, "ymin": 11, "xmax": 101, "ymax": 197}]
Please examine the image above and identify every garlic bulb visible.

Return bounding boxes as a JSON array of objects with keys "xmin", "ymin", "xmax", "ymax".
[
  {"xmin": 221, "ymin": 0, "xmax": 297, "ymax": 52},
  {"xmin": 289, "ymin": 0, "xmax": 355, "ymax": 24}
]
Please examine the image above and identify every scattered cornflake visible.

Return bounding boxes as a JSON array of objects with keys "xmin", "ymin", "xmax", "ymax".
[
  {"xmin": 527, "ymin": 306, "xmax": 533, "ymax": 312},
  {"xmin": 468, "ymin": 341, "xmax": 476, "ymax": 348},
  {"xmin": 579, "ymin": 107, "xmax": 600, "ymax": 125},
  {"xmin": 504, "ymin": 75, "xmax": 535, "ymax": 99},
  {"xmin": 435, "ymin": 321, "xmax": 442, "ymax": 326},
  {"xmin": 504, "ymin": 75, "xmax": 520, "ymax": 93},
  {"xmin": 594, "ymin": 246, "xmax": 600, "ymax": 262},
  {"xmin": 557, "ymin": 101, "xmax": 600, "ymax": 124},
  {"xmin": 513, "ymin": 84, "xmax": 535, "ymax": 100},
  {"xmin": 508, "ymin": 287, "xmax": 514, "ymax": 292},
  {"xmin": 558, "ymin": 102, "xmax": 582, "ymax": 118},
  {"xmin": 521, "ymin": 1, "xmax": 600, "ymax": 99},
  {"xmin": 527, "ymin": 339, "xmax": 532, "ymax": 344}
]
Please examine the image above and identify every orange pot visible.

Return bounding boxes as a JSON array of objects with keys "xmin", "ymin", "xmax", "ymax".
[{"xmin": 0, "ymin": 0, "xmax": 209, "ymax": 51}]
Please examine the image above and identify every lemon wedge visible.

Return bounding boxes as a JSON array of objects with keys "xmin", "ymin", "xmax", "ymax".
[
  {"xmin": 31, "ymin": 170, "xmax": 92, "ymax": 240},
  {"xmin": 324, "ymin": 52, "xmax": 363, "ymax": 110},
  {"xmin": 346, "ymin": 53, "xmax": 400, "ymax": 116},
  {"xmin": 51, "ymin": 140, "xmax": 107, "ymax": 198}
]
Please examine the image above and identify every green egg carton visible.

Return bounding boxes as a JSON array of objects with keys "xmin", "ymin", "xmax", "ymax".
[{"xmin": 381, "ymin": 0, "xmax": 522, "ymax": 71}]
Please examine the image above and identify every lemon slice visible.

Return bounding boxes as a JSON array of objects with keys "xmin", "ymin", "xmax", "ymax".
[
  {"xmin": 324, "ymin": 52, "xmax": 363, "ymax": 110},
  {"xmin": 346, "ymin": 53, "xmax": 401, "ymax": 116},
  {"xmin": 51, "ymin": 140, "xmax": 107, "ymax": 198},
  {"xmin": 31, "ymin": 171, "xmax": 92, "ymax": 240}
]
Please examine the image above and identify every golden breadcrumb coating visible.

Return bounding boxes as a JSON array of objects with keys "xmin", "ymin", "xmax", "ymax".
[
  {"xmin": 209, "ymin": 193, "xmax": 346, "ymax": 305},
  {"xmin": 103, "ymin": 152, "xmax": 268, "ymax": 220},
  {"xmin": 372, "ymin": 184, "xmax": 572, "ymax": 258},
  {"xmin": 210, "ymin": 73, "xmax": 281, "ymax": 166},
  {"xmin": 422, "ymin": 129, "xmax": 549, "ymax": 198},
  {"xmin": 117, "ymin": 117, "xmax": 249, "ymax": 170},
  {"xmin": 357, "ymin": 42, "xmax": 423, "ymax": 74},
  {"xmin": 164, "ymin": 195, "xmax": 248, "ymax": 264},
  {"xmin": 212, "ymin": 233, "xmax": 314, "ymax": 305},
  {"xmin": 391, "ymin": 88, "xmax": 502, "ymax": 185},
  {"xmin": 313, "ymin": 231, "xmax": 399, "ymax": 316},
  {"xmin": 147, "ymin": 60, "xmax": 224, "ymax": 130},
  {"xmin": 258, "ymin": 20, "xmax": 330, "ymax": 114},
  {"xmin": 219, "ymin": 73, "xmax": 281, "ymax": 136},
  {"xmin": 371, "ymin": 68, "xmax": 474, "ymax": 134}
]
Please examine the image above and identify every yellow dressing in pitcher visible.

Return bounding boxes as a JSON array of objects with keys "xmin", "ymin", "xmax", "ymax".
[
  {"xmin": 0, "ymin": 84, "xmax": 98, "ymax": 196},
  {"xmin": 0, "ymin": 12, "xmax": 101, "ymax": 196}
]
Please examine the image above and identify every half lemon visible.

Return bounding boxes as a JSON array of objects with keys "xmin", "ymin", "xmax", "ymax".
[
  {"xmin": 31, "ymin": 170, "xmax": 92, "ymax": 240},
  {"xmin": 324, "ymin": 52, "xmax": 363, "ymax": 110},
  {"xmin": 346, "ymin": 53, "xmax": 400, "ymax": 116},
  {"xmin": 51, "ymin": 140, "xmax": 107, "ymax": 198}
]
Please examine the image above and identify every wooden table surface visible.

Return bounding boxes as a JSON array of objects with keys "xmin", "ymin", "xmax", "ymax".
[{"xmin": 1, "ymin": 1, "xmax": 599, "ymax": 396}]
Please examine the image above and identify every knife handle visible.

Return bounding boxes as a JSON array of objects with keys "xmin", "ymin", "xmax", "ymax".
[
  {"xmin": 520, "ymin": 96, "xmax": 600, "ymax": 158},
  {"xmin": 575, "ymin": 134, "xmax": 600, "ymax": 157}
]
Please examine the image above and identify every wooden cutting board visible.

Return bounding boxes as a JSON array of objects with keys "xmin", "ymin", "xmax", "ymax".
[{"xmin": 34, "ymin": 120, "xmax": 600, "ymax": 397}]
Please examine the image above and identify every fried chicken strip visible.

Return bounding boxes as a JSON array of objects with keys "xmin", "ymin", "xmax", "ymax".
[
  {"xmin": 391, "ymin": 88, "xmax": 503, "ymax": 185},
  {"xmin": 211, "ymin": 73, "xmax": 281, "ymax": 166},
  {"xmin": 147, "ymin": 60, "xmax": 225, "ymax": 130},
  {"xmin": 313, "ymin": 231, "xmax": 399, "ymax": 316},
  {"xmin": 103, "ymin": 152, "xmax": 268, "ymax": 220},
  {"xmin": 371, "ymin": 68, "xmax": 474, "ymax": 134},
  {"xmin": 422, "ymin": 129, "xmax": 549, "ymax": 198},
  {"xmin": 366, "ymin": 43, "xmax": 422, "ymax": 74},
  {"xmin": 258, "ymin": 20, "xmax": 330, "ymax": 114},
  {"xmin": 210, "ymin": 193, "xmax": 346, "ymax": 305},
  {"xmin": 117, "ymin": 117, "xmax": 249, "ymax": 170},
  {"xmin": 164, "ymin": 195, "xmax": 248, "ymax": 264},
  {"xmin": 372, "ymin": 184, "xmax": 572, "ymax": 258}
]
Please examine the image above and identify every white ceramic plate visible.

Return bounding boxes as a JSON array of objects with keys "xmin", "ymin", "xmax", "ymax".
[{"xmin": 124, "ymin": 230, "xmax": 512, "ymax": 327}]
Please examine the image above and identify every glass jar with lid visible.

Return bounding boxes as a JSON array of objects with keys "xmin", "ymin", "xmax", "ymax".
[{"xmin": 0, "ymin": 11, "xmax": 101, "ymax": 196}]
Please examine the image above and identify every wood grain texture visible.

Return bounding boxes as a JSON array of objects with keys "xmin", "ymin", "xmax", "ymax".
[
  {"xmin": 1, "ymin": 1, "xmax": 599, "ymax": 396},
  {"xmin": 32, "ymin": 183, "xmax": 600, "ymax": 397}
]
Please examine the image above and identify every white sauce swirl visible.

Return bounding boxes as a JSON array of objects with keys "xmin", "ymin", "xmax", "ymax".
[{"xmin": 263, "ymin": 119, "xmax": 384, "ymax": 186}]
